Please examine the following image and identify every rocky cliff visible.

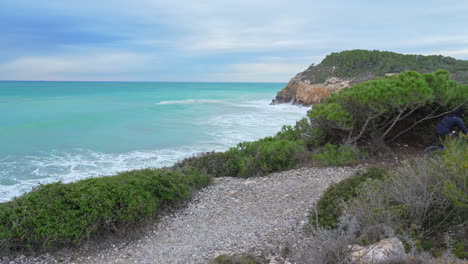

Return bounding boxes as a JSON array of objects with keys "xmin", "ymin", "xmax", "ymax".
[{"xmin": 273, "ymin": 49, "xmax": 468, "ymax": 106}]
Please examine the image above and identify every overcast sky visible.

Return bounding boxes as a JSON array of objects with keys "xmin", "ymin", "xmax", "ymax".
[{"xmin": 1, "ymin": 0, "xmax": 467, "ymax": 82}]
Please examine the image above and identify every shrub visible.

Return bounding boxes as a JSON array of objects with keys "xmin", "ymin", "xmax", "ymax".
[
  {"xmin": 301, "ymin": 213, "xmax": 444, "ymax": 264},
  {"xmin": 344, "ymin": 137, "xmax": 467, "ymax": 256},
  {"xmin": 302, "ymin": 213, "xmax": 362, "ymax": 264},
  {"xmin": 171, "ymin": 150, "xmax": 243, "ymax": 177},
  {"xmin": 173, "ymin": 137, "xmax": 307, "ymax": 178},
  {"xmin": 301, "ymin": 138, "xmax": 467, "ymax": 262},
  {"xmin": 209, "ymin": 254, "xmax": 262, "ymax": 264},
  {"xmin": 0, "ymin": 168, "xmax": 211, "ymax": 253},
  {"xmin": 241, "ymin": 138, "xmax": 306, "ymax": 177},
  {"xmin": 275, "ymin": 125, "xmax": 298, "ymax": 141},
  {"xmin": 312, "ymin": 144, "xmax": 366, "ymax": 166},
  {"xmin": 440, "ymin": 135, "xmax": 468, "ymax": 209},
  {"xmin": 275, "ymin": 118, "xmax": 326, "ymax": 149},
  {"xmin": 308, "ymin": 167, "xmax": 387, "ymax": 229}
]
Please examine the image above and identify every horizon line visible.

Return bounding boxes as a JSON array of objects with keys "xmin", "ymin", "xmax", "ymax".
[{"xmin": 0, "ymin": 80, "xmax": 287, "ymax": 84}]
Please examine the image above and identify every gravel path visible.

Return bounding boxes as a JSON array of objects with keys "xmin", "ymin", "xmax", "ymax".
[{"xmin": 10, "ymin": 166, "xmax": 358, "ymax": 264}]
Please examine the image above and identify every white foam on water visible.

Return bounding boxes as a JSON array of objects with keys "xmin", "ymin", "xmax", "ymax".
[
  {"xmin": 156, "ymin": 99, "xmax": 225, "ymax": 105},
  {"xmin": 0, "ymin": 145, "xmax": 222, "ymax": 202},
  {"xmin": 0, "ymin": 100, "xmax": 309, "ymax": 202},
  {"xmin": 201, "ymin": 100, "xmax": 310, "ymax": 146}
]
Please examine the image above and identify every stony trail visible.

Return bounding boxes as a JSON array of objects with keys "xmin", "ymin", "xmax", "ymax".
[{"xmin": 14, "ymin": 167, "xmax": 358, "ymax": 264}]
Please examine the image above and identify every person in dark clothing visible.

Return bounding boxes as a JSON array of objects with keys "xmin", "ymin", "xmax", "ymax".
[{"xmin": 435, "ymin": 107, "xmax": 467, "ymax": 138}]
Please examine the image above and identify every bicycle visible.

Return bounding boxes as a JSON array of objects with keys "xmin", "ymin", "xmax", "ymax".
[
  {"xmin": 422, "ymin": 144, "xmax": 444, "ymax": 157},
  {"xmin": 422, "ymin": 131, "xmax": 465, "ymax": 157}
]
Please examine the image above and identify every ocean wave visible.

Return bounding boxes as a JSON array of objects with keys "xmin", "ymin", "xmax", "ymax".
[
  {"xmin": 200, "ymin": 101, "xmax": 309, "ymax": 148},
  {"xmin": 156, "ymin": 98, "xmax": 309, "ymax": 114},
  {"xmin": 0, "ymin": 146, "xmax": 224, "ymax": 202},
  {"xmin": 0, "ymin": 99, "xmax": 309, "ymax": 202},
  {"xmin": 156, "ymin": 99, "xmax": 225, "ymax": 105}
]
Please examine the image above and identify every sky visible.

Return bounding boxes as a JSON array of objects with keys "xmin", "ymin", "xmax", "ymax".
[{"xmin": 0, "ymin": 0, "xmax": 467, "ymax": 82}]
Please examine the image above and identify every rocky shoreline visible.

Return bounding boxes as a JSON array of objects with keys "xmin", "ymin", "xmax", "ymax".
[{"xmin": 6, "ymin": 166, "xmax": 359, "ymax": 264}]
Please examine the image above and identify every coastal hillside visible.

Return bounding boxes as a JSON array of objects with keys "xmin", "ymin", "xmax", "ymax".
[{"xmin": 273, "ymin": 49, "xmax": 468, "ymax": 105}]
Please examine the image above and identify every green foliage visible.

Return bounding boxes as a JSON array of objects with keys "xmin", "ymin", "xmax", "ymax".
[
  {"xmin": 343, "ymin": 138, "xmax": 468, "ymax": 256},
  {"xmin": 454, "ymin": 241, "xmax": 468, "ymax": 258},
  {"xmin": 171, "ymin": 150, "xmax": 244, "ymax": 177},
  {"xmin": 440, "ymin": 135, "xmax": 468, "ymax": 209},
  {"xmin": 209, "ymin": 254, "xmax": 261, "ymax": 264},
  {"xmin": 173, "ymin": 137, "xmax": 307, "ymax": 178},
  {"xmin": 0, "ymin": 169, "xmax": 211, "ymax": 253},
  {"xmin": 275, "ymin": 118, "xmax": 326, "ymax": 149},
  {"xmin": 307, "ymin": 138, "xmax": 467, "ymax": 260},
  {"xmin": 275, "ymin": 125, "xmax": 298, "ymax": 141},
  {"xmin": 312, "ymin": 144, "xmax": 366, "ymax": 166},
  {"xmin": 240, "ymin": 138, "xmax": 306, "ymax": 177},
  {"xmin": 308, "ymin": 70, "xmax": 466, "ymax": 146},
  {"xmin": 319, "ymin": 50, "xmax": 468, "ymax": 84},
  {"xmin": 308, "ymin": 167, "xmax": 387, "ymax": 229}
]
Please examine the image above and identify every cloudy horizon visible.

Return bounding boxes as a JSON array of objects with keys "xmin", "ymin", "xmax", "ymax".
[{"xmin": 1, "ymin": 0, "xmax": 467, "ymax": 82}]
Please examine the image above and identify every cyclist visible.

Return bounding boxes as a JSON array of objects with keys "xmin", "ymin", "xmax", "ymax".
[{"xmin": 435, "ymin": 106, "xmax": 467, "ymax": 139}]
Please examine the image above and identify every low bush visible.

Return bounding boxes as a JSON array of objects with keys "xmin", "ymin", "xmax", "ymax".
[
  {"xmin": 0, "ymin": 168, "xmax": 211, "ymax": 253},
  {"xmin": 347, "ymin": 142, "xmax": 467, "ymax": 247},
  {"xmin": 302, "ymin": 213, "xmax": 449, "ymax": 264},
  {"xmin": 308, "ymin": 137, "xmax": 467, "ymax": 259},
  {"xmin": 440, "ymin": 135, "xmax": 468, "ymax": 210},
  {"xmin": 302, "ymin": 138, "xmax": 467, "ymax": 262},
  {"xmin": 308, "ymin": 167, "xmax": 387, "ymax": 229},
  {"xmin": 312, "ymin": 143, "xmax": 366, "ymax": 166},
  {"xmin": 171, "ymin": 150, "xmax": 243, "ymax": 177},
  {"xmin": 209, "ymin": 254, "xmax": 263, "ymax": 264},
  {"xmin": 275, "ymin": 118, "xmax": 326, "ymax": 149},
  {"xmin": 239, "ymin": 138, "xmax": 306, "ymax": 177},
  {"xmin": 173, "ymin": 137, "xmax": 307, "ymax": 178}
]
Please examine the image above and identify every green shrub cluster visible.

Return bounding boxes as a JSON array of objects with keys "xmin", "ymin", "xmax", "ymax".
[
  {"xmin": 350, "ymin": 139, "xmax": 467, "ymax": 256},
  {"xmin": 320, "ymin": 49, "xmax": 468, "ymax": 83},
  {"xmin": 275, "ymin": 118, "xmax": 326, "ymax": 149},
  {"xmin": 310, "ymin": 137, "xmax": 467, "ymax": 258},
  {"xmin": 308, "ymin": 167, "xmax": 387, "ymax": 229},
  {"xmin": 308, "ymin": 70, "xmax": 467, "ymax": 147},
  {"xmin": 209, "ymin": 254, "xmax": 262, "ymax": 264},
  {"xmin": 440, "ymin": 135, "xmax": 468, "ymax": 210},
  {"xmin": 312, "ymin": 144, "xmax": 366, "ymax": 166},
  {"xmin": 172, "ymin": 137, "xmax": 307, "ymax": 178},
  {"xmin": 0, "ymin": 168, "xmax": 211, "ymax": 253}
]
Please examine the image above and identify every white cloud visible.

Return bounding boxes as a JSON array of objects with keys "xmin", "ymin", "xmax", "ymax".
[
  {"xmin": 231, "ymin": 63, "xmax": 307, "ymax": 75},
  {"xmin": 0, "ymin": 52, "xmax": 154, "ymax": 81},
  {"xmin": 204, "ymin": 61, "xmax": 310, "ymax": 82},
  {"xmin": 420, "ymin": 48, "xmax": 468, "ymax": 59},
  {"xmin": 2, "ymin": 0, "xmax": 468, "ymax": 81},
  {"xmin": 396, "ymin": 36, "xmax": 468, "ymax": 48}
]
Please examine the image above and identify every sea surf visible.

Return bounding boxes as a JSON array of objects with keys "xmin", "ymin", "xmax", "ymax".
[{"xmin": 0, "ymin": 81, "xmax": 309, "ymax": 202}]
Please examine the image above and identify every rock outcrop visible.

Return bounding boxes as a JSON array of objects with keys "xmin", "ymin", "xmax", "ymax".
[
  {"xmin": 272, "ymin": 62, "xmax": 376, "ymax": 106},
  {"xmin": 348, "ymin": 238, "xmax": 407, "ymax": 264},
  {"xmin": 272, "ymin": 73, "xmax": 367, "ymax": 106}
]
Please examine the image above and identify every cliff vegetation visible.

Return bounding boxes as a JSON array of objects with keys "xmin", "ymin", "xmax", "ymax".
[
  {"xmin": 274, "ymin": 49, "xmax": 468, "ymax": 105},
  {"xmin": 310, "ymin": 49, "xmax": 468, "ymax": 84}
]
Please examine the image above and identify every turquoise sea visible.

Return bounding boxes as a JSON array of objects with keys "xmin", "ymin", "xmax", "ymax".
[{"xmin": 0, "ymin": 81, "xmax": 308, "ymax": 202}]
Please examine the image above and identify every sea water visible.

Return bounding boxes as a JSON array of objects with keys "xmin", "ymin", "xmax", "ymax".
[{"xmin": 0, "ymin": 81, "xmax": 308, "ymax": 202}]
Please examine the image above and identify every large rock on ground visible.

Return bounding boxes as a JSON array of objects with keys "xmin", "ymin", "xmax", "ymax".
[{"xmin": 349, "ymin": 237, "xmax": 407, "ymax": 264}]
